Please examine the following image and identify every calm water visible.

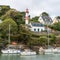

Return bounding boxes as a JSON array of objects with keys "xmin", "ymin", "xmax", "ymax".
[{"xmin": 0, "ymin": 54, "xmax": 60, "ymax": 60}]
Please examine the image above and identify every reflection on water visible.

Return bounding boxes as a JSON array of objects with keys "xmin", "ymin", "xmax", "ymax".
[{"xmin": 0, "ymin": 54, "xmax": 60, "ymax": 60}]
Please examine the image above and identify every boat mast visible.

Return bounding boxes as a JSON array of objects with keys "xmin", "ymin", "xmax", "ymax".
[
  {"xmin": 45, "ymin": 18, "xmax": 50, "ymax": 48},
  {"xmin": 47, "ymin": 27, "xmax": 49, "ymax": 48},
  {"xmin": 8, "ymin": 24, "xmax": 10, "ymax": 44}
]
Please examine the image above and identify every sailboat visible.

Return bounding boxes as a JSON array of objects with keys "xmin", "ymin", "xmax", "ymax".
[{"xmin": 1, "ymin": 24, "xmax": 21, "ymax": 54}]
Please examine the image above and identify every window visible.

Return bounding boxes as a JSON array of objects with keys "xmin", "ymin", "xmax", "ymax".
[
  {"xmin": 34, "ymin": 29, "xmax": 36, "ymax": 31},
  {"xmin": 41, "ymin": 29, "xmax": 43, "ymax": 32},
  {"xmin": 38, "ymin": 29, "xmax": 39, "ymax": 32}
]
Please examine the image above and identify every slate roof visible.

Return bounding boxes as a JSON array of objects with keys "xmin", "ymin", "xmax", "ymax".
[{"xmin": 31, "ymin": 22, "xmax": 44, "ymax": 27}]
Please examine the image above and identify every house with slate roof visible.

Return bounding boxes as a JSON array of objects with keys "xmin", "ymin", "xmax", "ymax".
[{"xmin": 28, "ymin": 22, "xmax": 45, "ymax": 32}]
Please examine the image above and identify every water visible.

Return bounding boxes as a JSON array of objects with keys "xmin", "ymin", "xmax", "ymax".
[{"xmin": 0, "ymin": 54, "xmax": 60, "ymax": 60}]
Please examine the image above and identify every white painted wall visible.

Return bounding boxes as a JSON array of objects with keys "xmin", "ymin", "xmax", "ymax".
[
  {"xmin": 30, "ymin": 26, "xmax": 45, "ymax": 32},
  {"xmin": 25, "ymin": 20, "xmax": 29, "ymax": 25}
]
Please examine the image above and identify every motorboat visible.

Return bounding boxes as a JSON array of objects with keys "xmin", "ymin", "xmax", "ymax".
[
  {"xmin": 44, "ymin": 47, "xmax": 60, "ymax": 54},
  {"xmin": 20, "ymin": 49, "xmax": 36, "ymax": 56},
  {"xmin": 44, "ymin": 48, "xmax": 54, "ymax": 54},
  {"xmin": 1, "ymin": 45, "xmax": 21, "ymax": 54},
  {"xmin": 39, "ymin": 47, "xmax": 60, "ymax": 54},
  {"xmin": 1, "ymin": 48, "xmax": 21, "ymax": 54}
]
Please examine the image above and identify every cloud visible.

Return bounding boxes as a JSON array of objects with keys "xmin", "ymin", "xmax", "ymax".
[{"xmin": 0, "ymin": 0, "xmax": 60, "ymax": 18}]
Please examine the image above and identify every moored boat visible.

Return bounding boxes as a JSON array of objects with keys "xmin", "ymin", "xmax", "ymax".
[
  {"xmin": 39, "ymin": 47, "xmax": 60, "ymax": 54},
  {"xmin": 20, "ymin": 49, "xmax": 36, "ymax": 56},
  {"xmin": 1, "ymin": 48, "xmax": 21, "ymax": 54},
  {"xmin": 1, "ymin": 45, "xmax": 21, "ymax": 54}
]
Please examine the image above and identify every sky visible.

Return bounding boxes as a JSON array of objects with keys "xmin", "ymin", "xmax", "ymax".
[{"xmin": 0, "ymin": 0, "xmax": 60, "ymax": 19}]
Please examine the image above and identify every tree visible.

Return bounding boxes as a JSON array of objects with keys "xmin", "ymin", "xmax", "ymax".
[
  {"xmin": 1, "ymin": 9, "xmax": 25, "ymax": 24},
  {"xmin": 49, "ymin": 34, "xmax": 56, "ymax": 45},
  {"xmin": 18, "ymin": 24, "xmax": 32, "ymax": 44},
  {"xmin": 0, "ymin": 5, "xmax": 10, "ymax": 17},
  {"xmin": 31, "ymin": 16, "xmax": 39, "ymax": 22},
  {"xmin": 0, "ymin": 18, "xmax": 18, "ymax": 33},
  {"xmin": 39, "ymin": 36, "xmax": 47, "ymax": 46},
  {"xmin": 0, "ymin": 18, "xmax": 18, "ymax": 42},
  {"xmin": 42, "ymin": 12, "xmax": 49, "ymax": 16},
  {"xmin": 50, "ymin": 22, "xmax": 60, "ymax": 31}
]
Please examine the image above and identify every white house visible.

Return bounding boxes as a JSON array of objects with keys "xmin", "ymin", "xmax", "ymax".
[{"xmin": 28, "ymin": 22, "xmax": 45, "ymax": 32}]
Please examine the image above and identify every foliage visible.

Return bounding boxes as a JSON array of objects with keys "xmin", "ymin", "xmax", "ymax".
[
  {"xmin": 42, "ymin": 12, "xmax": 49, "ymax": 16},
  {"xmin": 49, "ymin": 34, "xmax": 56, "ymax": 44},
  {"xmin": 27, "ymin": 36, "xmax": 47, "ymax": 46},
  {"xmin": 0, "ymin": 5, "xmax": 10, "ymax": 17},
  {"xmin": 56, "ymin": 16, "xmax": 60, "ymax": 19},
  {"xmin": 50, "ymin": 22, "xmax": 60, "ymax": 31},
  {"xmin": 0, "ymin": 18, "xmax": 18, "ymax": 43},
  {"xmin": 31, "ymin": 16, "xmax": 39, "ymax": 22},
  {"xmin": 28, "ymin": 34, "xmax": 56, "ymax": 46},
  {"xmin": 39, "ymin": 36, "xmax": 47, "ymax": 45},
  {"xmin": 1, "ymin": 9, "xmax": 25, "ymax": 25},
  {"xmin": 0, "ymin": 18, "xmax": 18, "ymax": 34},
  {"xmin": 18, "ymin": 24, "xmax": 32, "ymax": 44}
]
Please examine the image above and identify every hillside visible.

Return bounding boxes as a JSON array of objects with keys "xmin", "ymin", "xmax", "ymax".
[{"xmin": 0, "ymin": 5, "xmax": 60, "ymax": 47}]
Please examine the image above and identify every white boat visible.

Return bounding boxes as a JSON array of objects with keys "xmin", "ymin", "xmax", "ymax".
[
  {"xmin": 39, "ymin": 47, "xmax": 60, "ymax": 54},
  {"xmin": 20, "ymin": 49, "xmax": 36, "ymax": 56},
  {"xmin": 44, "ymin": 48, "xmax": 54, "ymax": 54},
  {"xmin": 20, "ymin": 51, "xmax": 36, "ymax": 56},
  {"xmin": 1, "ymin": 48, "xmax": 21, "ymax": 54},
  {"xmin": 44, "ymin": 48, "xmax": 60, "ymax": 54}
]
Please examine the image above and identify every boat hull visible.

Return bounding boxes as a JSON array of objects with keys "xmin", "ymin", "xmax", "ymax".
[
  {"xmin": 20, "ymin": 51, "xmax": 36, "ymax": 56},
  {"xmin": 1, "ymin": 49, "xmax": 21, "ymax": 54},
  {"xmin": 44, "ymin": 48, "xmax": 60, "ymax": 54}
]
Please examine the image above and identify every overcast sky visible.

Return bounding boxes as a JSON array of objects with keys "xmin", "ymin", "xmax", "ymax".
[{"xmin": 0, "ymin": 0, "xmax": 60, "ymax": 18}]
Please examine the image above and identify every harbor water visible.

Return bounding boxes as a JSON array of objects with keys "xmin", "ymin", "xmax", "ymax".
[{"xmin": 0, "ymin": 54, "xmax": 60, "ymax": 60}]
